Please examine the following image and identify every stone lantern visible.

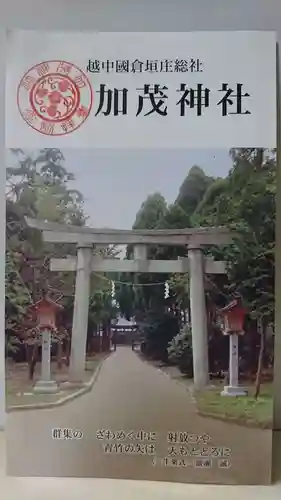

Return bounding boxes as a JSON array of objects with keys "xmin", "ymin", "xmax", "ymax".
[
  {"xmin": 219, "ymin": 298, "xmax": 248, "ymax": 397},
  {"xmin": 29, "ymin": 295, "xmax": 63, "ymax": 394}
]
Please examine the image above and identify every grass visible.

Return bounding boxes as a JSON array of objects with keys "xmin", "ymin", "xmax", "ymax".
[
  {"xmin": 195, "ymin": 382, "xmax": 273, "ymax": 428},
  {"xmin": 6, "ymin": 391, "xmax": 66, "ymax": 407},
  {"xmin": 6, "ymin": 354, "xmax": 106, "ymax": 409},
  {"xmin": 144, "ymin": 357, "xmax": 273, "ymax": 428}
]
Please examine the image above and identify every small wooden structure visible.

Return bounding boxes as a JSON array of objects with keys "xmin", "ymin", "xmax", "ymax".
[
  {"xmin": 28, "ymin": 295, "xmax": 63, "ymax": 393},
  {"xmin": 219, "ymin": 298, "xmax": 246, "ymax": 335},
  {"xmin": 29, "ymin": 295, "xmax": 63, "ymax": 327}
]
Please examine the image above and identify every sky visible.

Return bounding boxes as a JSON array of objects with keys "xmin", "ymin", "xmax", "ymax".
[{"xmin": 63, "ymin": 148, "xmax": 232, "ymax": 229}]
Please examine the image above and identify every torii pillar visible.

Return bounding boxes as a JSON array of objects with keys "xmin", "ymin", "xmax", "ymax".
[
  {"xmin": 69, "ymin": 243, "xmax": 92, "ymax": 383},
  {"xmin": 188, "ymin": 244, "xmax": 209, "ymax": 389}
]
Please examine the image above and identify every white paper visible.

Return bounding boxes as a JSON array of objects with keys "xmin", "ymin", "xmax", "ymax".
[{"xmin": 5, "ymin": 30, "xmax": 276, "ymax": 149}]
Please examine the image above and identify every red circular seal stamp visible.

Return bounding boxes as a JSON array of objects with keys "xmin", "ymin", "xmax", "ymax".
[{"xmin": 17, "ymin": 60, "xmax": 93, "ymax": 136}]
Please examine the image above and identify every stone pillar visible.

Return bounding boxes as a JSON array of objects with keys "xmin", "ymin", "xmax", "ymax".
[
  {"xmin": 41, "ymin": 329, "xmax": 51, "ymax": 381},
  {"xmin": 69, "ymin": 244, "xmax": 92, "ymax": 382},
  {"xmin": 34, "ymin": 329, "xmax": 58, "ymax": 393},
  {"xmin": 134, "ymin": 244, "xmax": 147, "ymax": 261},
  {"xmin": 188, "ymin": 245, "xmax": 209, "ymax": 389},
  {"xmin": 221, "ymin": 333, "xmax": 247, "ymax": 396},
  {"xmin": 229, "ymin": 333, "xmax": 239, "ymax": 387}
]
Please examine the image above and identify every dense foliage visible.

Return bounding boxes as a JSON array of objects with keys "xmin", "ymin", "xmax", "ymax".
[
  {"xmin": 117, "ymin": 148, "xmax": 276, "ymax": 375},
  {"xmin": 5, "ymin": 148, "xmax": 118, "ymax": 361}
]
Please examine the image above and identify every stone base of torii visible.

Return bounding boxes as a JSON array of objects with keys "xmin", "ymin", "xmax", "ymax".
[{"xmin": 25, "ymin": 218, "xmax": 235, "ymax": 391}]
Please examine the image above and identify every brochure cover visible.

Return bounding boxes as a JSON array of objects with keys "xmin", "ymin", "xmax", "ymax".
[{"xmin": 5, "ymin": 30, "xmax": 276, "ymax": 485}]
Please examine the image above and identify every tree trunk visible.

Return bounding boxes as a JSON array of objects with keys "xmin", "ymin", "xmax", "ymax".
[
  {"xmin": 183, "ymin": 308, "xmax": 187, "ymax": 325},
  {"xmin": 101, "ymin": 320, "xmax": 110, "ymax": 352},
  {"xmin": 187, "ymin": 300, "xmax": 191, "ymax": 324},
  {"xmin": 254, "ymin": 317, "xmax": 265, "ymax": 399},
  {"xmin": 29, "ymin": 344, "xmax": 38, "ymax": 380},
  {"xmin": 66, "ymin": 337, "xmax": 71, "ymax": 366},
  {"xmin": 57, "ymin": 341, "xmax": 63, "ymax": 370}
]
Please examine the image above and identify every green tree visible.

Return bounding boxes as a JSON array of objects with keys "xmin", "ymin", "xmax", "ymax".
[
  {"xmin": 6, "ymin": 148, "xmax": 117, "ymax": 364},
  {"xmin": 175, "ymin": 165, "xmax": 214, "ymax": 216},
  {"xmin": 133, "ymin": 192, "xmax": 167, "ymax": 230},
  {"xmin": 194, "ymin": 148, "xmax": 275, "ymax": 322}
]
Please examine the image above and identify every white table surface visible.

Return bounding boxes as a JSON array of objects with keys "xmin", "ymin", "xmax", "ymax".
[{"xmin": 0, "ymin": 430, "xmax": 281, "ymax": 499}]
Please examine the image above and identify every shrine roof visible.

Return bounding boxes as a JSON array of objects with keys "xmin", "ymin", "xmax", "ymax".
[
  {"xmin": 219, "ymin": 298, "xmax": 245, "ymax": 314},
  {"xmin": 28, "ymin": 296, "xmax": 64, "ymax": 312}
]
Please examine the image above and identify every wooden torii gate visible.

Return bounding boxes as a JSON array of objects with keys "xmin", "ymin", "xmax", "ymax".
[{"xmin": 26, "ymin": 218, "xmax": 235, "ymax": 390}]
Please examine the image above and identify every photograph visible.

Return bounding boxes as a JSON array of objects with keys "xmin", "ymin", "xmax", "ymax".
[{"xmin": 5, "ymin": 147, "xmax": 275, "ymax": 485}]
